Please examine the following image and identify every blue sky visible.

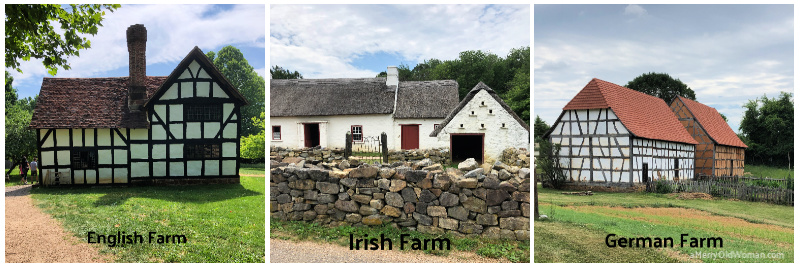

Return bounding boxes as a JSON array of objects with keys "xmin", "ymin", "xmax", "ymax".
[
  {"xmin": 7, "ymin": 4, "xmax": 266, "ymax": 99},
  {"xmin": 270, "ymin": 4, "xmax": 530, "ymax": 79},
  {"xmin": 534, "ymin": 4, "xmax": 793, "ymax": 134}
]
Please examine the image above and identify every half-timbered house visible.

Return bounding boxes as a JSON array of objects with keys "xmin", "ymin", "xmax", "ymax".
[
  {"xmin": 545, "ymin": 78, "xmax": 698, "ymax": 185},
  {"xmin": 670, "ymin": 96, "xmax": 747, "ymax": 177},
  {"xmin": 430, "ymin": 82, "xmax": 530, "ymax": 163},
  {"xmin": 29, "ymin": 24, "xmax": 248, "ymax": 185}
]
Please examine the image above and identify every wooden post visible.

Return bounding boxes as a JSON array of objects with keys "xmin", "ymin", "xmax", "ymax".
[
  {"xmin": 381, "ymin": 132, "xmax": 388, "ymax": 163},
  {"xmin": 345, "ymin": 131, "xmax": 352, "ymax": 158}
]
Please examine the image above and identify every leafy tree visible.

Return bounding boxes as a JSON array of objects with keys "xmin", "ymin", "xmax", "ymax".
[
  {"xmin": 270, "ymin": 65, "xmax": 303, "ymax": 79},
  {"xmin": 533, "ymin": 115, "xmax": 550, "ymax": 140},
  {"xmin": 5, "ymin": 4, "xmax": 120, "ymax": 75},
  {"xmin": 5, "ymin": 71, "xmax": 18, "ymax": 108},
  {"xmin": 720, "ymin": 113, "xmax": 728, "ymax": 123},
  {"xmin": 206, "ymin": 46, "xmax": 265, "ymax": 138},
  {"xmin": 624, "ymin": 72, "xmax": 696, "ymax": 104},
  {"xmin": 240, "ymin": 112, "xmax": 265, "ymax": 161},
  {"xmin": 535, "ymin": 138, "xmax": 567, "ymax": 189},
  {"xmin": 503, "ymin": 71, "xmax": 530, "ymax": 124},
  {"xmin": 739, "ymin": 92, "xmax": 793, "ymax": 168},
  {"xmin": 5, "ymin": 74, "xmax": 37, "ymax": 175}
]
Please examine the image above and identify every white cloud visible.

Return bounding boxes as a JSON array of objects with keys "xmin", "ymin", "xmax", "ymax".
[
  {"xmin": 624, "ymin": 4, "xmax": 647, "ymax": 17},
  {"xmin": 270, "ymin": 4, "xmax": 530, "ymax": 79}
]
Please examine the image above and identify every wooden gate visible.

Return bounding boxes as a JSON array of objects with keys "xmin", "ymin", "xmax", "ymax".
[{"xmin": 345, "ymin": 132, "xmax": 388, "ymax": 164}]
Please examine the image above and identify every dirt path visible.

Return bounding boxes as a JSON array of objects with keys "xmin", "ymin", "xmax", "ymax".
[
  {"xmin": 270, "ymin": 238, "xmax": 509, "ymax": 263},
  {"xmin": 5, "ymin": 185, "xmax": 110, "ymax": 263}
]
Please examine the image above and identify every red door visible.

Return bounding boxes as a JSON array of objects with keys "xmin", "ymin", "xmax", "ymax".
[{"xmin": 401, "ymin": 125, "xmax": 419, "ymax": 150}]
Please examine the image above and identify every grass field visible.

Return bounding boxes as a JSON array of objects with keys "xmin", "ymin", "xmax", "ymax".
[
  {"xmin": 240, "ymin": 163, "xmax": 266, "ymax": 176},
  {"xmin": 271, "ymin": 218, "xmax": 530, "ymax": 262},
  {"xmin": 535, "ymin": 185, "xmax": 793, "ymax": 263},
  {"xmin": 29, "ymin": 176, "xmax": 265, "ymax": 262},
  {"xmin": 743, "ymin": 165, "xmax": 793, "ymax": 179}
]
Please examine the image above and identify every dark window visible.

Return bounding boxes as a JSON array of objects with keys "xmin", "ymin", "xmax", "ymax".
[
  {"xmin": 185, "ymin": 144, "xmax": 221, "ymax": 160},
  {"xmin": 351, "ymin": 125, "xmax": 363, "ymax": 142},
  {"xmin": 272, "ymin": 126, "xmax": 281, "ymax": 140},
  {"xmin": 434, "ymin": 124, "xmax": 440, "ymax": 131},
  {"xmin": 185, "ymin": 104, "xmax": 222, "ymax": 121},
  {"xmin": 71, "ymin": 149, "xmax": 98, "ymax": 169}
]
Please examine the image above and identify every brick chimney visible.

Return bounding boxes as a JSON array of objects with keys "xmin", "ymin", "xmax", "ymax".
[{"xmin": 126, "ymin": 24, "xmax": 147, "ymax": 110}]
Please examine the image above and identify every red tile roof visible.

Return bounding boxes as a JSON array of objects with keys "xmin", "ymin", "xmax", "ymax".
[
  {"xmin": 30, "ymin": 76, "xmax": 166, "ymax": 129},
  {"xmin": 675, "ymin": 96, "xmax": 747, "ymax": 148},
  {"xmin": 563, "ymin": 78, "xmax": 697, "ymax": 145}
]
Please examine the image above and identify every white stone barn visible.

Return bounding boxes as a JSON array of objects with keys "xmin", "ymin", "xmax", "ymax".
[
  {"xmin": 544, "ymin": 78, "xmax": 698, "ymax": 184},
  {"xmin": 430, "ymin": 82, "xmax": 530, "ymax": 163},
  {"xmin": 29, "ymin": 24, "xmax": 248, "ymax": 185},
  {"xmin": 269, "ymin": 67, "xmax": 459, "ymax": 151}
]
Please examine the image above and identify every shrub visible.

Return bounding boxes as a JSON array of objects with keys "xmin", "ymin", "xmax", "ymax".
[
  {"xmin": 535, "ymin": 138, "xmax": 567, "ymax": 189},
  {"xmin": 654, "ymin": 179, "xmax": 673, "ymax": 194}
]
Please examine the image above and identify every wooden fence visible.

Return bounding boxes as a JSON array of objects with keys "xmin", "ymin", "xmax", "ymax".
[
  {"xmin": 647, "ymin": 179, "xmax": 794, "ymax": 206},
  {"xmin": 696, "ymin": 174, "xmax": 793, "ymax": 189}
]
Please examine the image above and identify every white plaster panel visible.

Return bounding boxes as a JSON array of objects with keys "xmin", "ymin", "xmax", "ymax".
[
  {"xmin": 96, "ymin": 129, "xmax": 111, "ymax": 146},
  {"xmin": 153, "ymin": 161, "xmax": 166, "ymax": 177},
  {"xmin": 114, "ymin": 150, "xmax": 127, "ymax": 165},
  {"xmin": 223, "ymin": 142, "xmax": 236, "ymax": 157},
  {"xmin": 114, "ymin": 168, "xmax": 128, "ymax": 183},
  {"xmin": 152, "ymin": 124, "xmax": 167, "ymax": 140},
  {"xmin": 170, "ymin": 124, "xmax": 184, "ymax": 139},
  {"xmin": 129, "ymin": 129, "xmax": 147, "ymax": 140},
  {"xmin": 179, "ymin": 68, "xmax": 192, "ymax": 79},
  {"xmin": 131, "ymin": 162, "xmax": 148, "ymax": 177},
  {"xmin": 212, "ymin": 82, "xmax": 227, "ymax": 98},
  {"xmin": 57, "ymin": 150, "xmax": 70, "ymax": 165},
  {"xmin": 85, "ymin": 170, "xmax": 96, "ymax": 184},
  {"xmin": 205, "ymin": 160, "xmax": 219, "ymax": 176},
  {"xmin": 84, "ymin": 129, "xmax": 95, "ymax": 146},
  {"xmin": 99, "ymin": 168, "xmax": 112, "ymax": 182},
  {"xmin": 223, "ymin": 103, "xmax": 234, "ymax": 119},
  {"xmin": 197, "ymin": 68, "xmax": 210, "ymax": 79},
  {"xmin": 154, "ymin": 105, "xmax": 167, "ymax": 121},
  {"xmin": 152, "ymin": 144, "xmax": 166, "ymax": 159},
  {"xmin": 55, "ymin": 129, "xmax": 69, "ymax": 147},
  {"xmin": 72, "ymin": 130, "xmax": 83, "ymax": 147},
  {"xmin": 131, "ymin": 144, "xmax": 148, "ymax": 159},
  {"xmin": 113, "ymin": 129, "xmax": 125, "ymax": 145},
  {"xmin": 73, "ymin": 171, "xmax": 85, "ymax": 184},
  {"xmin": 161, "ymin": 84, "xmax": 178, "ymax": 100},
  {"xmin": 170, "ymin": 105, "xmax": 183, "ymax": 122},
  {"xmin": 187, "ymin": 161, "xmax": 202, "ymax": 176},
  {"xmin": 204, "ymin": 122, "xmax": 220, "ymax": 139},
  {"xmin": 608, "ymin": 109, "xmax": 618, "ymax": 119},
  {"xmin": 98, "ymin": 150, "xmax": 112, "ymax": 165},
  {"xmin": 42, "ymin": 151, "xmax": 54, "ymax": 166},
  {"xmin": 42, "ymin": 130, "xmax": 54, "ymax": 148},
  {"xmin": 222, "ymin": 160, "xmax": 236, "ymax": 175},
  {"xmin": 170, "ymin": 144, "xmax": 183, "ymax": 159},
  {"xmin": 186, "ymin": 123, "xmax": 201, "ymax": 139},
  {"xmin": 180, "ymin": 82, "xmax": 193, "ymax": 98},
  {"xmin": 223, "ymin": 123, "xmax": 237, "ymax": 139},
  {"xmin": 170, "ymin": 162, "xmax": 184, "ymax": 176},
  {"xmin": 197, "ymin": 81, "xmax": 210, "ymax": 97},
  {"xmin": 188, "ymin": 61, "xmax": 201, "ymax": 76}
]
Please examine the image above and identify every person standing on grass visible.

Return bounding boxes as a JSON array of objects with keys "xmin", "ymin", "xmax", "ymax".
[
  {"xmin": 19, "ymin": 156, "xmax": 30, "ymax": 185},
  {"xmin": 30, "ymin": 157, "xmax": 38, "ymax": 184}
]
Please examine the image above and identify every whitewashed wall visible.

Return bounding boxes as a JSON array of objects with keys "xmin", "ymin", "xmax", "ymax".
[
  {"xmin": 393, "ymin": 118, "xmax": 448, "ymax": 150},
  {"xmin": 435, "ymin": 90, "xmax": 529, "ymax": 162},
  {"xmin": 270, "ymin": 114, "xmax": 395, "ymax": 149},
  {"xmin": 39, "ymin": 128, "xmax": 129, "ymax": 184}
]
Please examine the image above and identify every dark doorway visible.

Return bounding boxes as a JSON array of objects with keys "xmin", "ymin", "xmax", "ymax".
[
  {"xmin": 401, "ymin": 125, "xmax": 419, "ymax": 150},
  {"xmin": 303, "ymin": 123, "xmax": 320, "ymax": 148},
  {"xmin": 451, "ymin": 134, "xmax": 483, "ymax": 163}
]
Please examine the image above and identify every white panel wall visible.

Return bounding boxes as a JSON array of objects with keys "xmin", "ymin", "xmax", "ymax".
[
  {"xmin": 270, "ymin": 114, "xmax": 394, "ymax": 149},
  {"xmin": 393, "ymin": 118, "xmax": 449, "ymax": 150}
]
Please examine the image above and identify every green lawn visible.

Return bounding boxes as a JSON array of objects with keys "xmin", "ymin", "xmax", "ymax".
[
  {"xmin": 240, "ymin": 163, "xmax": 265, "ymax": 176},
  {"xmin": 535, "ymin": 185, "xmax": 793, "ymax": 263},
  {"xmin": 744, "ymin": 165, "xmax": 793, "ymax": 179},
  {"xmin": 5, "ymin": 168, "xmax": 34, "ymax": 187},
  {"xmin": 30, "ymin": 176, "xmax": 265, "ymax": 262}
]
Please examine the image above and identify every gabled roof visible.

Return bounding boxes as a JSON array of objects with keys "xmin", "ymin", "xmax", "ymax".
[
  {"xmin": 144, "ymin": 46, "xmax": 248, "ymax": 107},
  {"xmin": 394, "ymin": 80, "xmax": 459, "ymax": 118},
  {"xmin": 559, "ymin": 78, "xmax": 697, "ymax": 145},
  {"xmin": 430, "ymin": 82, "xmax": 530, "ymax": 137},
  {"xmin": 270, "ymin": 77, "xmax": 396, "ymax": 116},
  {"xmin": 673, "ymin": 96, "xmax": 747, "ymax": 148},
  {"xmin": 30, "ymin": 76, "xmax": 166, "ymax": 129}
]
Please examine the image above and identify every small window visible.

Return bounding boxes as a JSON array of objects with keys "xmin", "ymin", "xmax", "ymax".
[
  {"xmin": 489, "ymin": 109, "xmax": 493, "ymax": 114},
  {"xmin": 471, "ymin": 111, "xmax": 474, "ymax": 115},
  {"xmin": 502, "ymin": 123, "xmax": 506, "ymax": 128},
  {"xmin": 351, "ymin": 125, "xmax": 363, "ymax": 142},
  {"xmin": 459, "ymin": 124, "xmax": 464, "ymax": 128},
  {"xmin": 480, "ymin": 123, "xmax": 485, "ymax": 129},
  {"xmin": 185, "ymin": 104, "xmax": 222, "ymax": 122},
  {"xmin": 272, "ymin": 126, "xmax": 281, "ymax": 140},
  {"xmin": 434, "ymin": 124, "xmax": 440, "ymax": 130},
  {"xmin": 185, "ymin": 144, "xmax": 221, "ymax": 160},
  {"xmin": 71, "ymin": 149, "xmax": 98, "ymax": 169},
  {"xmin": 481, "ymin": 101, "xmax": 485, "ymax": 106}
]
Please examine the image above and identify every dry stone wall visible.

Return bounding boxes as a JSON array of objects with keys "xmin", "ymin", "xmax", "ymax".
[
  {"xmin": 270, "ymin": 158, "xmax": 530, "ymax": 240},
  {"xmin": 271, "ymin": 146, "xmax": 451, "ymax": 166}
]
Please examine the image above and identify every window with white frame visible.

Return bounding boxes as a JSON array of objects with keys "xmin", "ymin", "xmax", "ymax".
[
  {"xmin": 272, "ymin": 126, "xmax": 281, "ymax": 140},
  {"xmin": 351, "ymin": 125, "xmax": 363, "ymax": 142}
]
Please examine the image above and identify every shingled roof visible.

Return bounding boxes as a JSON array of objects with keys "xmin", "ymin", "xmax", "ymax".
[
  {"xmin": 673, "ymin": 96, "xmax": 747, "ymax": 148},
  {"xmin": 561, "ymin": 78, "xmax": 697, "ymax": 145},
  {"xmin": 30, "ymin": 76, "xmax": 167, "ymax": 129},
  {"xmin": 430, "ymin": 82, "xmax": 530, "ymax": 137},
  {"xmin": 394, "ymin": 80, "xmax": 459, "ymax": 118}
]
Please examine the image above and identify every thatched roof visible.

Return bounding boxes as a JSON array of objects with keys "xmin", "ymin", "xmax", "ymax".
[
  {"xmin": 394, "ymin": 80, "xmax": 459, "ymax": 118},
  {"xmin": 430, "ymin": 82, "xmax": 530, "ymax": 136},
  {"xmin": 30, "ymin": 76, "xmax": 166, "ymax": 129}
]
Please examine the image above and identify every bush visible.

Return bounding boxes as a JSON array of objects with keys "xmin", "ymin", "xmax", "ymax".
[
  {"xmin": 535, "ymin": 139, "xmax": 567, "ymax": 189},
  {"xmin": 654, "ymin": 179, "xmax": 673, "ymax": 194}
]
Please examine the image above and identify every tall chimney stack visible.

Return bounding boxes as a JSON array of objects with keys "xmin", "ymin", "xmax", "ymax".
[
  {"xmin": 126, "ymin": 24, "xmax": 147, "ymax": 110},
  {"xmin": 386, "ymin": 66, "xmax": 399, "ymax": 87}
]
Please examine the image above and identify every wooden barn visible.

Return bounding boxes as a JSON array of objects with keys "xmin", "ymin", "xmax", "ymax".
[
  {"xmin": 545, "ymin": 78, "xmax": 698, "ymax": 185},
  {"xmin": 29, "ymin": 24, "xmax": 247, "ymax": 185},
  {"xmin": 669, "ymin": 96, "xmax": 747, "ymax": 177}
]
